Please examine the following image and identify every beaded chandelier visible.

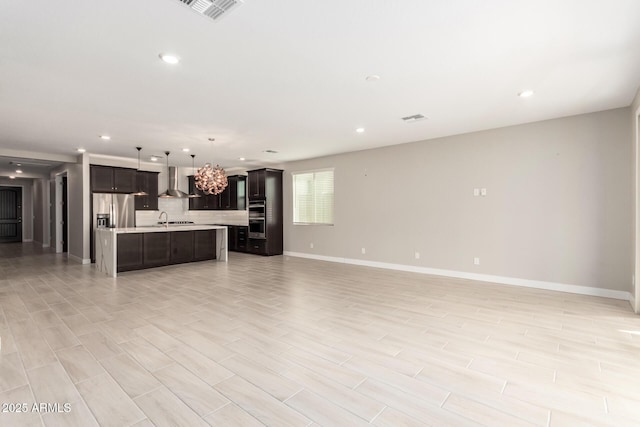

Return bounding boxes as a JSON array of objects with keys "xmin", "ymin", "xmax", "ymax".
[
  {"xmin": 194, "ymin": 138, "xmax": 228, "ymax": 195},
  {"xmin": 195, "ymin": 163, "xmax": 228, "ymax": 195}
]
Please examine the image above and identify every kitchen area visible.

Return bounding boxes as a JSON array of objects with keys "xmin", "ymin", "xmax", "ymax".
[{"xmin": 90, "ymin": 158, "xmax": 283, "ymax": 277}]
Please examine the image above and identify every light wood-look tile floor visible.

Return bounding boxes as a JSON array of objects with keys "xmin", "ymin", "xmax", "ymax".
[{"xmin": 1, "ymin": 243, "xmax": 639, "ymax": 426}]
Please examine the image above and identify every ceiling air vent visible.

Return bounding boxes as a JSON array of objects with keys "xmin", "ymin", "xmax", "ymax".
[
  {"xmin": 401, "ymin": 114, "xmax": 427, "ymax": 123},
  {"xmin": 178, "ymin": 0, "xmax": 243, "ymax": 21}
]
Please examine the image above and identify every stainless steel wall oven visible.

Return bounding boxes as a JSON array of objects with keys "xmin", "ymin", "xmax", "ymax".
[{"xmin": 248, "ymin": 200, "xmax": 266, "ymax": 239}]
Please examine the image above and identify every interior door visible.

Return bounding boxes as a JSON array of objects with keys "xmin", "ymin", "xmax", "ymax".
[{"xmin": 0, "ymin": 186, "xmax": 23, "ymax": 243}]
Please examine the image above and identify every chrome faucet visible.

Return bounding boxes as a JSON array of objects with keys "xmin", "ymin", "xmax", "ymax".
[{"xmin": 159, "ymin": 211, "xmax": 168, "ymax": 228}]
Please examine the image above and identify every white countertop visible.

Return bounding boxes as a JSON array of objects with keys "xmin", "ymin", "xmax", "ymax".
[{"xmin": 99, "ymin": 225, "xmax": 228, "ymax": 234}]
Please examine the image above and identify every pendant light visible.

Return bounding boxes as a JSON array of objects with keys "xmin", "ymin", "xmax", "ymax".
[
  {"xmin": 188, "ymin": 154, "xmax": 201, "ymax": 198},
  {"xmin": 194, "ymin": 139, "xmax": 228, "ymax": 195},
  {"xmin": 131, "ymin": 147, "xmax": 148, "ymax": 196}
]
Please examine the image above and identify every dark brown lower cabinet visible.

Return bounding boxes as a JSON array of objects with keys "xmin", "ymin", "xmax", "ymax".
[
  {"xmin": 227, "ymin": 226, "xmax": 237, "ymax": 252},
  {"xmin": 171, "ymin": 231, "xmax": 194, "ymax": 264},
  {"xmin": 117, "ymin": 234, "xmax": 143, "ymax": 272},
  {"xmin": 227, "ymin": 226, "xmax": 248, "ymax": 253},
  {"xmin": 236, "ymin": 226, "xmax": 248, "ymax": 252},
  {"xmin": 194, "ymin": 230, "xmax": 216, "ymax": 261},
  {"xmin": 143, "ymin": 233, "xmax": 171, "ymax": 267},
  {"xmin": 247, "ymin": 238, "xmax": 267, "ymax": 255},
  {"xmin": 116, "ymin": 230, "xmax": 219, "ymax": 272}
]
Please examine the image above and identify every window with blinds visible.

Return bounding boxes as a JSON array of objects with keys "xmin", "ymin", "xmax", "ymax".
[{"xmin": 292, "ymin": 169, "xmax": 334, "ymax": 225}]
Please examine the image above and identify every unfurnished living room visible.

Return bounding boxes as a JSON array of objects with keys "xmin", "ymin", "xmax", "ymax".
[{"xmin": 1, "ymin": 1, "xmax": 640, "ymax": 426}]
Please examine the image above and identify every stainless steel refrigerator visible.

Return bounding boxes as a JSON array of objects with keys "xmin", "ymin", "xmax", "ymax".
[{"xmin": 92, "ymin": 193, "xmax": 135, "ymax": 230}]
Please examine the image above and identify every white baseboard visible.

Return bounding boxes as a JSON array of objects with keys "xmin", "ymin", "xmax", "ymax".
[
  {"xmin": 630, "ymin": 293, "xmax": 637, "ymax": 313},
  {"xmin": 284, "ymin": 251, "xmax": 632, "ymax": 302},
  {"xmin": 68, "ymin": 253, "xmax": 91, "ymax": 265},
  {"xmin": 42, "ymin": 243, "xmax": 50, "ymax": 248},
  {"xmin": 23, "ymin": 239, "xmax": 33, "ymax": 242}
]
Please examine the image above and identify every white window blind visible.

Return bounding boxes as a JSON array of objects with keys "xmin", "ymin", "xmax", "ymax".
[{"xmin": 293, "ymin": 169, "xmax": 334, "ymax": 225}]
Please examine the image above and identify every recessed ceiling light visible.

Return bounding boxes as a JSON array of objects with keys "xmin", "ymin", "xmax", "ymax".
[
  {"xmin": 263, "ymin": 150, "xmax": 278, "ymax": 154},
  {"xmin": 16, "ymin": 169, "xmax": 23, "ymax": 174},
  {"xmin": 208, "ymin": 138, "xmax": 215, "ymax": 142},
  {"xmin": 356, "ymin": 128, "xmax": 365, "ymax": 133},
  {"xmin": 239, "ymin": 157, "xmax": 246, "ymax": 161},
  {"xmin": 365, "ymin": 75, "xmax": 380, "ymax": 81},
  {"xmin": 16, "ymin": 163, "xmax": 21, "ymax": 167},
  {"xmin": 182, "ymin": 148, "xmax": 190, "ymax": 152},
  {"xmin": 77, "ymin": 148, "xmax": 86, "ymax": 153},
  {"xmin": 9, "ymin": 176, "xmax": 15, "ymax": 179},
  {"xmin": 100, "ymin": 135, "xmax": 111, "ymax": 140},
  {"xmin": 150, "ymin": 156, "xmax": 159, "ymax": 162},
  {"xmin": 159, "ymin": 53, "xmax": 180, "ymax": 64},
  {"xmin": 518, "ymin": 90, "xmax": 534, "ymax": 98}
]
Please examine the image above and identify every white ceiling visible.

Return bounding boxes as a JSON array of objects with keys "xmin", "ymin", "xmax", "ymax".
[
  {"xmin": 1, "ymin": 0, "xmax": 639, "ymax": 171},
  {"xmin": 0, "ymin": 156, "xmax": 64, "ymax": 179}
]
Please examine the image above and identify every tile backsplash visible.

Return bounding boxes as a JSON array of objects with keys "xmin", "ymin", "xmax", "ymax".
[{"xmin": 136, "ymin": 198, "xmax": 248, "ymax": 226}]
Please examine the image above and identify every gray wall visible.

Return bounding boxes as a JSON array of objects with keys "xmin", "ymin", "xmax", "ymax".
[
  {"xmin": 32, "ymin": 178, "xmax": 49, "ymax": 246},
  {"xmin": 283, "ymin": 108, "xmax": 633, "ymax": 293},
  {"xmin": 0, "ymin": 178, "xmax": 33, "ymax": 241},
  {"xmin": 68, "ymin": 162, "xmax": 86, "ymax": 261},
  {"xmin": 50, "ymin": 160, "xmax": 87, "ymax": 262}
]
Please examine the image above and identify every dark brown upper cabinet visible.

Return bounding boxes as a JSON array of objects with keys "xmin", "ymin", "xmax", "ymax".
[
  {"xmin": 218, "ymin": 175, "xmax": 246, "ymax": 210},
  {"xmin": 188, "ymin": 175, "xmax": 246, "ymax": 210},
  {"xmin": 135, "ymin": 171, "xmax": 159, "ymax": 210},
  {"xmin": 91, "ymin": 165, "xmax": 137, "ymax": 193},
  {"xmin": 248, "ymin": 169, "xmax": 266, "ymax": 199},
  {"xmin": 188, "ymin": 176, "xmax": 218, "ymax": 210}
]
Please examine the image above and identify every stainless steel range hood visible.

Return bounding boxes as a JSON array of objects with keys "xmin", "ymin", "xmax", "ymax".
[{"xmin": 158, "ymin": 152, "xmax": 189, "ymax": 198}]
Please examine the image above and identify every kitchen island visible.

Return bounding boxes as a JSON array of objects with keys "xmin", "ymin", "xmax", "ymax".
[{"xmin": 95, "ymin": 225, "xmax": 228, "ymax": 277}]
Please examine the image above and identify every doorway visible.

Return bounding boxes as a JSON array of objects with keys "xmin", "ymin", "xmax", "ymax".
[{"xmin": 0, "ymin": 186, "xmax": 23, "ymax": 243}]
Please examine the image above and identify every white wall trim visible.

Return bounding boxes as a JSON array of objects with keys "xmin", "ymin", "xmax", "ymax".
[
  {"xmin": 42, "ymin": 243, "xmax": 50, "ymax": 248},
  {"xmin": 630, "ymin": 293, "xmax": 636, "ymax": 312},
  {"xmin": 284, "ymin": 251, "xmax": 632, "ymax": 302},
  {"xmin": 68, "ymin": 253, "xmax": 91, "ymax": 265},
  {"xmin": 23, "ymin": 239, "xmax": 33, "ymax": 242}
]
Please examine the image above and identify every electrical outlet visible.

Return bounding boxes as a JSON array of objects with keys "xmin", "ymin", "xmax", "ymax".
[
  {"xmin": 361, "ymin": 247, "xmax": 366, "ymax": 254},
  {"xmin": 473, "ymin": 188, "xmax": 480, "ymax": 196},
  {"xmin": 309, "ymin": 243, "xmax": 314, "ymax": 249},
  {"xmin": 480, "ymin": 188, "xmax": 487, "ymax": 196},
  {"xmin": 415, "ymin": 252, "xmax": 420, "ymax": 260},
  {"xmin": 474, "ymin": 257, "xmax": 480, "ymax": 265}
]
